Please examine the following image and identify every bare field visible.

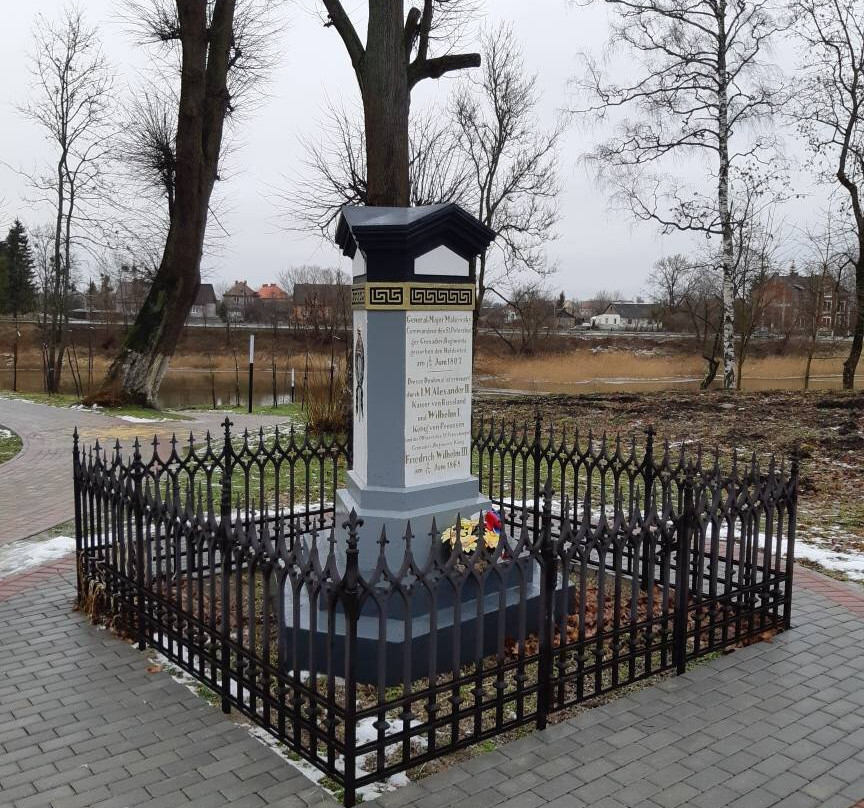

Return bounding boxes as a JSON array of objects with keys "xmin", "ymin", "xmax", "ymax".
[{"xmin": 475, "ymin": 346, "xmax": 855, "ymax": 393}]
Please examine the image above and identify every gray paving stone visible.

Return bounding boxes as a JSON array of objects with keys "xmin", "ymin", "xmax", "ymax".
[{"xmin": 4, "ymin": 539, "xmax": 864, "ymax": 808}]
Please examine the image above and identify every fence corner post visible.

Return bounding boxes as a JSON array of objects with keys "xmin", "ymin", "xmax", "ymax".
[
  {"xmin": 341, "ymin": 509, "xmax": 363, "ymax": 807},
  {"xmin": 73, "ymin": 427, "xmax": 83, "ymax": 603},
  {"xmin": 536, "ymin": 478, "xmax": 555, "ymax": 731},
  {"xmin": 784, "ymin": 447, "xmax": 800, "ymax": 630},
  {"xmin": 673, "ymin": 467, "xmax": 695, "ymax": 675},
  {"xmin": 220, "ymin": 418, "xmax": 234, "ymax": 715},
  {"xmin": 132, "ymin": 438, "xmax": 146, "ymax": 651}
]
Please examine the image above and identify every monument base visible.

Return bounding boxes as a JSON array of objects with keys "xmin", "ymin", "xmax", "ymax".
[
  {"xmin": 283, "ymin": 572, "xmax": 544, "ymax": 685},
  {"xmin": 335, "ymin": 470, "xmax": 491, "ymax": 571}
]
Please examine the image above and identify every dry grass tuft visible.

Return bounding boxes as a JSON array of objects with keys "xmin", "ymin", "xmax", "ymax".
[{"xmin": 305, "ymin": 365, "xmax": 349, "ymax": 435}]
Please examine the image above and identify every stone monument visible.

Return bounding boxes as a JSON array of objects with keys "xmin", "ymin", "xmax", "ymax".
[
  {"xmin": 334, "ymin": 203, "xmax": 497, "ymax": 572},
  {"xmin": 285, "ymin": 204, "xmax": 540, "ymax": 682}
]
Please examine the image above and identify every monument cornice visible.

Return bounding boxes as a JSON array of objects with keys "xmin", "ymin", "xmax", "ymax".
[
  {"xmin": 352, "ymin": 281, "xmax": 475, "ymax": 311},
  {"xmin": 336, "ymin": 204, "xmax": 496, "ymax": 281}
]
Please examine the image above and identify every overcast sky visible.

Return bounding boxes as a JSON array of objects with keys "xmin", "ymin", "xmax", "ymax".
[{"xmin": 0, "ymin": 0, "xmax": 829, "ymax": 300}]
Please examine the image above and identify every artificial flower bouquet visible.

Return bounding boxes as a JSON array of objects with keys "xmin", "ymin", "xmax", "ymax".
[{"xmin": 439, "ymin": 509, "xmax": 503, "ymax": 554}]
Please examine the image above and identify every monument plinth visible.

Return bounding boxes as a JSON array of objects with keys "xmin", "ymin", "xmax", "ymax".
[{"xmin": 334, "ymin": 204, "xmax": 496, "ymax": 571}]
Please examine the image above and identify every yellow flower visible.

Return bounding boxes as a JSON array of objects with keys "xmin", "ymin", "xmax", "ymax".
[
  {"xmin": 483, "ymin": 530, "xmax": 499, "ymax": 549},
  {"xmin": 440, "ymin": 518, "xmax": 483, "ymax": 552},
  {"xmin": 461, "ymin": 534, "xmax": 478, "ymax": 553}
]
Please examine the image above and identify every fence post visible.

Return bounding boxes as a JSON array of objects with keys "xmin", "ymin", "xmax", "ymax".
[
  {"xmin": 673, "ymin": 468, "xmax": 695, "ymax": 675},
  {"xmin": 784, "ymin": 448, "xmax": 799, "ymax": 630},
  {"xmin": 641, "ymin": 426, "xmax": 656, "ymax": 591},
  {"xmin": 132, "ymin": 438, "xmax": 147, "ymax": 651},
  {"xmin": 532, "ymin": 411, "xmax": 543, "ymax": 540},
  {"xmin": 536, "ymin": 478, "xmax": 555, "ymax": 731},
  {"xmin": 341, "ymin": 509, "xmax": 363, "ymax": 808},
  {"xmin": 73, "ymin": 428, "xmax": 83, "ymax": 603},
  {"xmin": 220, "ymin": 418, "xmax": 234, "ymax": 714}
]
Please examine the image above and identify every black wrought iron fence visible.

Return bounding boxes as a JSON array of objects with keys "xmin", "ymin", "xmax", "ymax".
[{"xmin": 73, "ymin": 418, "xmax": 797, "ymax": 806}]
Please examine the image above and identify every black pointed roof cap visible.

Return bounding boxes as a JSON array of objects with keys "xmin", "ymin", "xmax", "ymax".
[{"xmin": 335, "ymin": 203, "xmax": 496, "ymax": 261}]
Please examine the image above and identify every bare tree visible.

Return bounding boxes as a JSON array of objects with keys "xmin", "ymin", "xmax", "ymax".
[
  {"xmin": 453, "ymin": 23, "xmax": 562, "ymax": 337},
  {"xmin": 575, "ymin": 0, "xmax": 786, "ymax": 390},
  {"xmin": 791, "ymin": 0, "xmax": 864, "ymax": 389},
  {"xmin": 288, "ymin": 100, "xmax": 471, "ymax": 238},
  {"xmin": 93, "ymin": 0, "xmax": 279, "ymax": 406},
  {"xmin": 320, "ymin": 0, "xmax": 481, "ymax": 206},
  {"xmin": 646, "ymin": 254, "xmax": 695, "ymax": 329},
  {"xmin": 487, "ymin": 283, "xmax": 556, "ymax": 356},
  {"xmin": 279, "ymin": 265, "xmax": 350, "ymax": 337},
  {"xmin": 21, "ymin": 6, "xmax": 114, "ymax": 394},
  {"xmin": 732, "ymin": 208, "xmax": 784, "ymax": 389}
]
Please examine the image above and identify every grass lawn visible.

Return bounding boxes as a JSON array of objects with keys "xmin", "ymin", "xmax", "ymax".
[{"xmin": 0, "ymin": 426, "xmax": 22, "ymax": 464}]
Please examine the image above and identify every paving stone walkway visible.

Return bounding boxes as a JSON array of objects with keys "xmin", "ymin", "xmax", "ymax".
[
  {"xmin": 0, "ymin": 558, "xmax": 862, "ymax": 808},
  {"xmin": 0, "ymin": 398, "xmax": 293, "ymax": 546}
]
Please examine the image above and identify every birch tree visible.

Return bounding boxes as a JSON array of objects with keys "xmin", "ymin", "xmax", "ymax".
[
  {"xmin": 791, "ymin": 0, "xmax": 864, "ymax": 388},
  {"xmin": 320, "ymin": 0, "xmax": 481, "ymax": 206},
  {"xmin": 575, "ymin": 0, "xmax": 785, "ymax": 389}
]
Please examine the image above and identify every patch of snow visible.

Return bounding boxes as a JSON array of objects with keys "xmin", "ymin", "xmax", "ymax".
[
  {"xmin": 0, "ymin": 428, "xmax": 13, "ymax": 440},
  {"xmin": 115, "ymin": 415, "xmax": 170, "ymax": 423},
  {"xmin": 0, "ymin": 535, "xmax": 75, "ymax": 578},
  {"xmin": 795, "ymin": 541, "xmax": 864, "ymax": 581}
]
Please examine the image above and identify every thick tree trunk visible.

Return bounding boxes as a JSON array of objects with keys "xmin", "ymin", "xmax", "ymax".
[
  {"xmin": 843, "ymin": 254, "xmax": 864, "ymax": 389},
  {"xmin": 92, "ymin": 0, "xmax": 234, "ymax": 407},
  {"xmin": 363, "ymin": 1, "xmax": 410, "ymax": 206}
]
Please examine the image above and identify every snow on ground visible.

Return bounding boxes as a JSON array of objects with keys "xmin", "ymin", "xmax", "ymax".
[
  {"xmin": 795, "ymin": 540, "xmax": 864, "ymax": 581},
  {"xmin": 0, "ymin": 427, "xmax": 13, "ymax": 439},
  {"xmin": 0, "ymin": 535, "xmax": 75, "ymax": 578},
  {"xmin": 115, "ymin": 415, "xmax": 171, "ymax": 423}
]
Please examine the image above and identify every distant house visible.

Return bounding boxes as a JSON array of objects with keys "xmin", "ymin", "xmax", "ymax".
[
  {"xmin": 189, "ymin": 283, "xmax": 218, "ymax": 320},
  {"xmin": 576, "ymin": 300, "xmax": 609, "ymax": 322},
  {"xmin": 292, "ymin": 283, "xmax": 349, "ymax": 326},
  {"xmin": 554, "ymin": 300, "xmax": 581, "ymax": 329},
  {"xmin": 758, "ymin": 272, "xmax": 854, "ymax": 336},
  {"xmin": 256, "ymin": 283, "xmax": 291, "ymax": 306},
  {"xmin": 592, "ymin": 302, "xmax": 661, "ymax": 331},
  {"xmin": 223, "ymin": 280, "xmax": 258, "ymax": 320},
  {"xmin": 554, "ymin": 307, "xmax": 578, "ymax": 329}
]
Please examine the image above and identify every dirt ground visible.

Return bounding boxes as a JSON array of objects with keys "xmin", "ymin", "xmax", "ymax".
[{"xmin": 474, "ymin": 389, "xmax": 864, "ymax": 557}]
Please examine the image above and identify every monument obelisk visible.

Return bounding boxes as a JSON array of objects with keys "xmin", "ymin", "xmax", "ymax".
[{"xmin": 334, "ymin": 204, "xmax": 496, "ymax": 571}]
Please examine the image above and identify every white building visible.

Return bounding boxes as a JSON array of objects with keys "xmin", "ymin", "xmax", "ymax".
[{"xmin": 592, "ymin": 302, "xmax": 661, "ymax": 331}]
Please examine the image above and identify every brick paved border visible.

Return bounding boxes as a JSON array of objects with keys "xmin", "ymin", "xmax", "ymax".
[
  {"xmin": 0, "ymin": 554, "xmax": 75, "ymax": 602},
  {"xmin": 793, "ymin": 565, "xmax": 864, "ymax": 617}
]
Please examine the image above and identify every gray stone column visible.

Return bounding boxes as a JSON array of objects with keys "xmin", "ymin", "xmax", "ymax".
[{"xmin": 333, "ymin": 204, "xmax": 496, "ymax": 571}]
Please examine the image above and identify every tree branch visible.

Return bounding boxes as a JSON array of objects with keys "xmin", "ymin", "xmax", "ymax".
[
  {"xmin": 410, "ymin": 52, "xmax": 480, "ymax": 88},
  {"xmin": 321, "ymin": 0, "xmax": 365, "ymax": 81},
  {"xmin": 404, "ymin": 6, "xmax": 422, "ymax": 60}
]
